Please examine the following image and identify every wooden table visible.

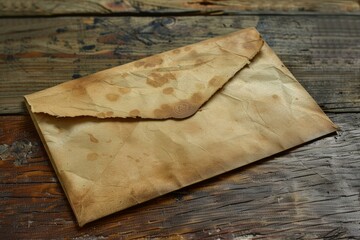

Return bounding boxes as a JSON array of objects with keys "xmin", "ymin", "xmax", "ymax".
[{"xmin": 1, "ymin": 1, "xmax": 359, "ymax": 239}]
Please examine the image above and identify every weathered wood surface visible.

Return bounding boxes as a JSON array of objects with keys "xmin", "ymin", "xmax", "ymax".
[
  {"xmin": 0, "ymin": 113, "xmax": 359, "ymax": 239},
  {"xmin": 0, "ymin": 15, "xmax": 359, "ymax": 115},
  {"xmin": 0, "ymin": 0, "xmax": 359, "ymax": 16}
]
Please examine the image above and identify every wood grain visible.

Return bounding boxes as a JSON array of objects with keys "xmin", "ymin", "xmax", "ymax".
[
  {"xmin": 0, "ymin": 113, "xmax": 359, "ymax": 239},
  {"xmin": 0, "ymin": 0, "xmax": 359, "ymax": 16},
  {"xmin": 0, "ymin": 15, "xmax": 359, "ymax": 115}
]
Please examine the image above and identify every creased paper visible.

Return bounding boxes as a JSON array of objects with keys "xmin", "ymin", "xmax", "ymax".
[
  {"xmin": 26, "ymin": 28, "xmax": 263, "ymax": 119},
  {"xmin": 25, "ymin": 28, "xmax": 336, "ymax": 226}
]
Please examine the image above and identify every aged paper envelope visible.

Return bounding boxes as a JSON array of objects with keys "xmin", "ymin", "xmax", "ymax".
[{"xmin": 25, "ymin": 28, "xmax": 336, "ymax": 226}]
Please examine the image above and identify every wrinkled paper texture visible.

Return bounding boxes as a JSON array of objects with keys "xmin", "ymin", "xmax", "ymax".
[
  {"xmin": 26, "ymin": 28, "xmax": 263, "ymax": 119},
  {"xmin": 25, "ymin": 28, "xmax": 336, "ymax": 226}
]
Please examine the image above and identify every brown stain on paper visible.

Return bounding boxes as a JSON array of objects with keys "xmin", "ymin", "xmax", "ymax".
[
  {"xmin": 154, "ymin": 162, "xmax": 182, "ymax": 188},
  {"xmin": 97, "ymin": 112, "xmax": 106, "ymax": 118},
  {"xmin": 71, "ymin": 85, "xmax": 87, "ymax": 96},
  {"xmin": 62, "ymin": 78, "xmax": 90, "ymax": 96},
  {"xmin": 129, "ymin": 109, "xmax": 140, "ymax": 117},
  {"xmin": 134, "ymin": 61, "xmax": 145, "ymax": 68},
  {"xmin": 120, "ymin": 73, "xmax": 129, "ymax": 78},
  {"xmin": 146, "ymin": 73, "xmax": 176, "ymax": 88},
  {"xmin": 106, "ymin": 93, "xmax": 120, "ymax": 101},
  {"xmin": 209, "ymin": 76, "xmax": 225, "ymax": 88},
  {"xmin": 154, "ymin": 104, "xmax": 172, "ymax": 118},
  {"xmin": 242, "ymin": 40, "xmax": 262, "ymax": 51},
  {"xmin": 87, "ymin": 152, "xmax": 98, "ymax": 161},
  {"xmin": 190, "ymin": 93, "xmax": 203, "ymax": 104},
  {"xmin": 189, "ymin": 50, "xmax": 199, "ymax": 58},
  {"xmin": 154, "ymin": 100, "xmax": 198, "ymax": 119},
  {"xmin": 88, "ymin": 134, "xmax": 99, "ymax": 143},
  {"xmin": 134, "ymin": 56, "xmax": 163, "ymax": 68},
  {"xmin": 162, "ymin": 87, "xmax": 174, "ymax": 95},
  {"xmin": 195, "ymin": 59, "xmax": 205, "ymax": 65},
  {"xmin": 118, "ymin": 87, "xmax": 131, "ymax": 94},
  {"xmin": 106, "ymin": 111, "xmax": 114, "ymax": 117}
]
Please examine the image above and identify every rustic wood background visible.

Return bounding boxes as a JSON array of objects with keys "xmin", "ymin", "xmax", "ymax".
[{"xmin": 0, "ymin": 0, "xmax": 359, "ymax": 239}]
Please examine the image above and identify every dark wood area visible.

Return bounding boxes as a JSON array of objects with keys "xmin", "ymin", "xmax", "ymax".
[{"xmin": 0, "ymin": 0, "xmax": 359, "ymax": 239}]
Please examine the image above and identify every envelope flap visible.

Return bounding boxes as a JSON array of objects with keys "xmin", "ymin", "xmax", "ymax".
[{"xmin": 25, "ymin": 28, "xmax": 263, "ymax": 119}]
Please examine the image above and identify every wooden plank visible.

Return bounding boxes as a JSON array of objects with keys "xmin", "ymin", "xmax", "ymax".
[
  {"xmin": 0, "ymin": 15, "xmax": 359, "ymax": 115},
  {"xmin": 0, "ymin": 0, "xmax": 359, "ymax": 16},
  {"xmin": 0, "ymin": 113, "xmax": 359, "ymax": 238}
]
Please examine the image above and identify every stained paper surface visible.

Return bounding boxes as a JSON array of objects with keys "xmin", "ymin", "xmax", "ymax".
[{"xmin": 25, "ymin": 28, "xmax": 336, "ymax": 226}]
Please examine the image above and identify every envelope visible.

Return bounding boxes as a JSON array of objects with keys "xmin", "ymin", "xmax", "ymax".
[{"xmin": 25, "ymin": 28, "xmax": 337, "ymax": 226}]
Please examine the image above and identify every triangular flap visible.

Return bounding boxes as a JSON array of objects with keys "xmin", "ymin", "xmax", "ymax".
[{"xmin": 25, "ymin": 28, "xmax": 263, "ymax": 119}]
